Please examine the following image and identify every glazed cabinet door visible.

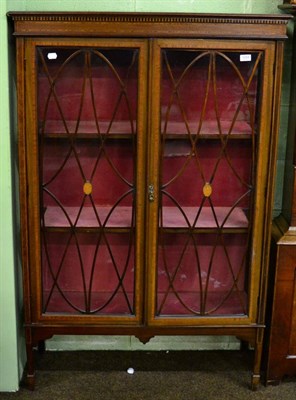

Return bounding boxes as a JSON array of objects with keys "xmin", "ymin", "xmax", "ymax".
[
  {"xmin": 25, "ymin": 39, "xmax": 148, "ymax": 324},
  {"xmin": 147, "ymin": 39, "xmax": 276, "ymax": 326}
]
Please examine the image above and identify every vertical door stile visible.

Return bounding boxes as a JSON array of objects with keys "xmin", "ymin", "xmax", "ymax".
[
  {"xmin": 146, "ymin": 40, "xmax": 162, "ymax": 324},
  {"xmin": 25, "ymin": 39, "xmax": 43, "ymax": 322},
  {"xmin": 135, "ymin": 40, "xmax": 149, "ymax": 323}
]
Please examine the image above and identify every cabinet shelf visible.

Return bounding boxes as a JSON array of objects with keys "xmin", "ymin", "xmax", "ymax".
[
  {"xmin": 42, "ymin": 133, "xmax": 133, "ymax": 140},
  {"xmin": 42, "ymin": 206, "xmax": 134, "ymax": 230},
  {"xmin": 157, "ymin": 290, "xmax": 248, "ymax": 316},
  {"xmin": 42, "ymin": 205, "xmax": 248, "ymax": 231},
  {"xmin": 43, "ymin": 290, "xmax": 134, "ymax": 315},
  {"xmin": 161, "ymin": 120, "xmax": 255, "ymax": 138},
  {"xmin": 161, "ymin": 206, "xmax": 248, "ymax": 231},
  {"xmin": 40, "ymin": 120, "xmax": 136, "ymax": 137},
  {"xmin": 43, "ymin": 290, "xmax": 247, "ymax": 316},
  {"xmin": 40, "ymin": 119, "xmax": 255, "ymax": 140}
]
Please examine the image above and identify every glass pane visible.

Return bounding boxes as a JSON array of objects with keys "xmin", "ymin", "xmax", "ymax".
[
  {"xmin": 42, "ymin": 232, "xmax": 134, "ymax": 314},
  {"xmin": 157, "ymin": 49, "xmax": 261, "ymax": 317},
  {"xmin": 161, "ymin": 50, "xmax": 260, "ymax": 137},
  {"xmin": 157, "ymin": 233, "xmax": 248, "ymax": 316},
  {"xmin": 37, "ymin": 47, "xmax": 138, "ymax": 316},
  {"xmin": 38, "ymin": 48, "xmax": 138, "ymax": 135}
]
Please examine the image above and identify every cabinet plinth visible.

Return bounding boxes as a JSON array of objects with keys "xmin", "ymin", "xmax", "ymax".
[{"xmin": 8, "ymin": 11, "xmax": 291, "ymax": 390}]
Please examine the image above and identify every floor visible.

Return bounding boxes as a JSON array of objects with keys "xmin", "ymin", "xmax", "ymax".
[{"xmin": 0, "ymin": 350, "xmax": 295, "ymax": 399}]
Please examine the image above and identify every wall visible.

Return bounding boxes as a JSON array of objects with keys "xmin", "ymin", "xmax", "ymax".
[
  {"xmin": 4, "ymin": 0, "xmax": 287, "ymax": 13},
  {"xmin": 0, "ymin": 0, "xmax": 291, "ymax": 392},
  {"xmin": 0, "ymin": 0, "xmax": 20, "ymax": 393}
]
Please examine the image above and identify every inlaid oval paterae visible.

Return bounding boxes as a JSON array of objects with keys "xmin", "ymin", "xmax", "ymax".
[{"xmin": 203, "ymin": 182, "xmax": 212, "ymax": 198}]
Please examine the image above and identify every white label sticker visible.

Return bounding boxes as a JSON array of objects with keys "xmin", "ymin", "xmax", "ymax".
[
  {"xmin": 47, "ymin": 52, "xmax": 58, "ymax": 60},
  {"xmin": 240, "ymin": 54, "xmax": 252, "ymax": 62}
]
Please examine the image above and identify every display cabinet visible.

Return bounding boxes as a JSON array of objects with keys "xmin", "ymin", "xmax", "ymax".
[{"xmin": 9, "ymin": 12, "xmax": 291, "ymax": 389}]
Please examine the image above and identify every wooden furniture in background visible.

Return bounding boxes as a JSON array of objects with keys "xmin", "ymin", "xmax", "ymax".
[
  {"xmin": 265, "ymin": 2, "xmax": 296, "ymax": 385},
  {"xmin": 8, "ymin": 12, "xmax": 290, "ymax": 389}
]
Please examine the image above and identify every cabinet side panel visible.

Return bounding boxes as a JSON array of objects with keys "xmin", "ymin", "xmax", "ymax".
[
  {"xmin": 288, "ymin": 268, "xmax": 296, "ymax": 355},
  {"xmin": 266, "ymin": 240, "xmax": 296, "ymax": 382}
]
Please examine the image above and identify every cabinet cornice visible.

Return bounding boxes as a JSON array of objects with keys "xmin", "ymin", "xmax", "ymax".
[{"xmin": 7, "ymin": 12, "xmax": 292, "ymax": 40}]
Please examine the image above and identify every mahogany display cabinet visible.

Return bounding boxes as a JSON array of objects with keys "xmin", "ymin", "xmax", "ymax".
[{"xmin": 8, "ymin": 12, "xmax": 291, "ymax": 389}]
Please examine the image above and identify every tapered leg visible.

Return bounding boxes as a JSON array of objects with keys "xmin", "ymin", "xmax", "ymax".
[
  {"xmin": 25, "ymin": 330, "xmax": 35, "ymax": 390},
  {"xmin": 251, "ymin": 328, "xmax": 264, "ymax": 390}
]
